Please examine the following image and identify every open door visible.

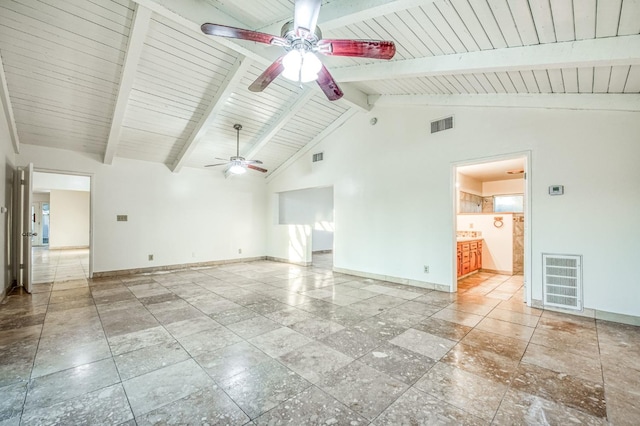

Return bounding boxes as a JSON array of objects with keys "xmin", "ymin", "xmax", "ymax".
[{"xmin": 13, "ymin": 163, "xmax": 35, "ymax": 293}]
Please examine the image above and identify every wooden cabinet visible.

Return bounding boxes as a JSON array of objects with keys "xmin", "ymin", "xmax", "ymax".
[
  {"xmin": 457, "ymin": 239, "xmax": 482, "ymax": 278},
  {"xmin": 475, "ymin": 241, "xmax": 482, "ymax": 271}
]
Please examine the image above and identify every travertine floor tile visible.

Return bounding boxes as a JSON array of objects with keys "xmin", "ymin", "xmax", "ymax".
[
  {"xmin": 195, "ymin": 341, "xmax": 271, "ymax": 383},
  {"xmin": 25, "ymin": 358, "xmax": 120, "ymax": 411},
  {"xmin": 510, "ymin": 362, "xmax": 606, "ymax": 418},
  {"xmin": 442, "ymin": 342, "xmax": 520, "ymax": 385},
  {"xmin": 248, "ymin": 327, "xmax": 312, "ymax": 358},
  {"xmin": 136, "ymin": 385, "xmax": 249, "ymax": 426},
  {"xmin": 359, "ymin": 341, "xmax": 436, "ymax": 385},
  {"xmin": 21, "ymin": 384, "xmax": 133, "ymax": 426},
  {"xmin": 219, "ymin": 359, "xmax": 311, "ymax": 419},
  {"xmin": 254, "ymin": 385, "xmax": 366, "ymax": 425},
  {"xmin": 319, "ymin": 361, "xmax": 408, "ymax": 421},
  {"xmin": 4, "ymin": 252, "xmax": 637, "ymax": 424},
  {"xmin": 494, "ymin": 388, "xmax": 606, "ymax": 425},
  {"xmin": 389, "ymin": 328, "xmax": 456, "ymax": 360},
  {"xmin": 122, "ymin": 359, "xmax": 213, "ymax": 417},
  {"xmin": 373, "ymin": 387, "xmax": 486, "ymax": 425},
  {"xmin": 413, "ymin": 317, "xmax": 473, "ymax": 341},
  {"xmin": 415, "ymin": 362, "xmax": 507, "ymax": 420},
  {"xmin": 522, "ymin": 342, "xmax": 603, "ymax": 383}
]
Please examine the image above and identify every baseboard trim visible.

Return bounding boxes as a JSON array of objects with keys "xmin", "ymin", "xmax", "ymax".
[
  {"xmin": 0, "ymin": 285, "xmax": 9, "ymax": 303},
  {"xmin": 479, "ymin": 268, "xmax": 512, "ymax": 275},
  {"xmin": 595, "ymin": 310, "xmax": 640, "ymax": 327},
  {"xmin": 312, "ymin": 250, "xmax": 333, "ymax": 254},
  {"xmin": 531, "ymin": 299, "xmax": 640, "ymax": 326},
  {"xmin": 49, "ymin": 246, "xmax": 90, "ymax": 250},
  {"xmin": 332, "ymin": 266, "xmax": 451, "ymax": 293},
  {"xmin": 93, "ymin": 256, "xmax": 267, "ymax": 278},
  {"xmin": 266, "ymin": 256, "xmax": 312, "ymax": 267}
]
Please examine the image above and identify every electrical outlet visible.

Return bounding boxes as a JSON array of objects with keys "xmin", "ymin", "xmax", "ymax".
[
  {"xmin": 238, "ymin": 248, "xmax": 242, "ymax": 254},
  {"xmin": 424, "ymin": 265, "xmax": 429, "ymax": 273},
  {"xmin": 192, "ymin": 252, "xmax": 196, "ymax": 258},
  {"xmin": 148, "ymin": 254, "xmax": 153, "ymax": 261}
]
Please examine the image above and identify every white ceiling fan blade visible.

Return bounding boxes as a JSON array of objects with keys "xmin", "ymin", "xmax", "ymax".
[{"xmin": 294, "ymin": 0, "xmax": 321, "ymax": 34}]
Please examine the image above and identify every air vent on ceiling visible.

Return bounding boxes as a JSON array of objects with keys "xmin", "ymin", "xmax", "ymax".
[
  {"xmin": 312, "ymin": 152, "xmax": 324, "ymax": 162},
  {"xmin": 431, "ymin": 116, "xmax": 454, "ymax": 134},
  {"xmin": 543, "ymin": 254, "xmax": 582, "ymax": 311}
]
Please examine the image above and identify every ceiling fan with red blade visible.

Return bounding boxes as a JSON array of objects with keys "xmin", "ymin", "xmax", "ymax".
[
  {"xmin": 205, "ymin": 124, "xmax": 267, "ymax": 175},
  {"xmin": 201, "ymin": 0, "xmax": 396, "ymax": 101}
]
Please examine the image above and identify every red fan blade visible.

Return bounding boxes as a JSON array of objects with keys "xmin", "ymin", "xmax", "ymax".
[
  {"xmin": 201, "ymin": 23, "xmax": 287, "ymax": 46},
  {"xmin": 294, "ymin": 0, "xmax": 321, "ymax": 34},
  {"xmin": 204, "ymin": 163, "xmax": 228, "ymax": 167},
  {"xmin": 249, "ymin": 56, "xmax": 285, "ymax": 92},
  {"xmin": 318, "ymin": 39, "xmax": 396, "ymax": 60},
  {"xmin": 316, "ymin": 65, "xmax": 343, "ymax": 101},
  {"xmin": 247, "ymin": 164, "xmax": 268, "ymax": 173}
]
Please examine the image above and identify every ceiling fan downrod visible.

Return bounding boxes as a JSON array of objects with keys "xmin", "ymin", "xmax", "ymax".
[{"xmin": 233, "ymin": 123, "xmax": 242, "ymax": 157}]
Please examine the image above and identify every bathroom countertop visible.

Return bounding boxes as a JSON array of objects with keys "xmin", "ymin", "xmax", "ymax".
[{"xmin": 456, "ymin": 237, "xmax": 484, "ymax": 242}]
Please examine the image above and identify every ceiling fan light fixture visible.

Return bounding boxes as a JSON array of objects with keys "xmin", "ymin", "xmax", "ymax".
[
  {"xmin": 282, "ymin": 50, "xmax": 322, "ymax": 82},
  {"xmin": 229, "ymin": 163, "xmax": 246, "ymax": 175}
]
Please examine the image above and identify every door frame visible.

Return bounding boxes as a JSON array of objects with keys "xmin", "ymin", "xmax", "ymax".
[
  {"xmin": 33, "ymin": 168, "xmax": 94, "ymax": 279},
  {"xmin": 451, "ymin": 151, "xmax": 532, "ymax": 306}
]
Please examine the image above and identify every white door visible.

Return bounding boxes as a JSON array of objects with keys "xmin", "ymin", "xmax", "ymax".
[
  {"xmin": 31, "ymin": 202, "xmax": 44, "ymax": 246},
  {"xmin": 15, "ymin": 163, "xmax": 35, "ymax": 292}
]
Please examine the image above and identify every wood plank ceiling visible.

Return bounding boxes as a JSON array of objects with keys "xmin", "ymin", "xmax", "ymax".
[{"xmin": 1, "ymin": 0, "xmax": 639, "ymax": 178}]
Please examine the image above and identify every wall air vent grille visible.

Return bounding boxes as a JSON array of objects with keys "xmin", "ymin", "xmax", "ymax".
[
  {"xmin": 312, "ymin": 152, "xmax": 324, "ymax": 162},
  {"xmin": 543, "ymin": 254, "xmax": 582, "ymax": 310},
  {"xmin": 430, "ymin": 116, "xmax": 454, "ymax": 134}
]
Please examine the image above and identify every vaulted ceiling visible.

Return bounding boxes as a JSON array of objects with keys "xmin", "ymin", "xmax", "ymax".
[{"xmin": 1, "ymin": 0, "xmax": 639, "ymax": 179}]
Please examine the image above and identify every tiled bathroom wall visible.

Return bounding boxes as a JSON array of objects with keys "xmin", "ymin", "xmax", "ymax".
[
  {"xmin": 459, "ymin": 191, "xmax": 482, "ymax": 213},
  {"xmin": 513, "ymin": 214, "xmax": 524, "ymax": 274}
]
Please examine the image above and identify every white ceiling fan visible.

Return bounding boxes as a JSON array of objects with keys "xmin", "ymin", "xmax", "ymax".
[
  {"xmin": 201, "ymin": 0, "xmax": 396, "ymax": 101},
  {"xmin": 204, "ymin": 124, "xmax": 267, "ymax": 175}
]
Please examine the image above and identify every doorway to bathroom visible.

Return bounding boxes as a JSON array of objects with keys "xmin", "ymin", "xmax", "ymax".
[{"xmin": 453, "ymin": 153, "xmax": 531, "ymax": 305}]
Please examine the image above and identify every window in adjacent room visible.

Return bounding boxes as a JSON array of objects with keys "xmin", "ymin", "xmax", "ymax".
[{"xmin": 494, "ymin": 194, "xmax": 524, "ymax": 212}]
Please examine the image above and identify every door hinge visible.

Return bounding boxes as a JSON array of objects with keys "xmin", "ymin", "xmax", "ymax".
[
  {"xmin": 20, "ymin": 179, "xmax": 25, "ymax": 184},
  {"xmin": 19, "ymin": 264, "xmax": 24, "ymax": 269}
]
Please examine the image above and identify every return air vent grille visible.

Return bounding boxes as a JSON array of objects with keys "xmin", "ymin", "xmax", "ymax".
[
  {"xmin": 543, "ymin": 254, "xmax": 582, "ymax": 310},
  {"xmin": 312, "ymin": 152, "xmax": 324, "ymax": 162},
  {"xmin": 431, "ymin": 116, "xmax": 453, "ymax": 134}
]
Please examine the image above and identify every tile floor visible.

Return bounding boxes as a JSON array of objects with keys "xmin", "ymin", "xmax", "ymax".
[
  {"xmin": 32, "ymin": 247, "xmax": 90, "ymax": 284},
  {"xmin": 1, "ymin": 252, "xmax": 639, "ymax": 425}
]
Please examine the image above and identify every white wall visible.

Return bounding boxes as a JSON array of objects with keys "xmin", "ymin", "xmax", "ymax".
[
  {"xmin": 267, "ymin": 105, "xmax": 640, "ymax": 318},
  {"xmin": 17, "ymin": 145, "xmax": 268, "ymax": 273},
  {"xmin": 483, "ymin": 179, "xmax": 524, "ymax": 196},
  {"xmin": 457, "ymin": 214, "xmax": 513, "ymax": 274},
  {"xmin": 34, "ymin": 172, "xmax": 90, "ymax": 192},
  {"xmin": 33, "ymin": 192, "xmax": 50, "ymax": 202},
  {"xmin": 278, "ymin": 186, "xmax": 334, "ymax": 252},
  {"xmin": 267, "ymin": 224, "xmax": 312, "ymax": 265},
  {"xmin": 457, "ymin": 173, "xmax": 482, "ymax": 195},
  {"xmin": 0, "ymin": 96, "xmax": 17, "ymax": 295},
  {"xmin": 49, "ymin": 190, "xmax": 90, "ymax": 249}
]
